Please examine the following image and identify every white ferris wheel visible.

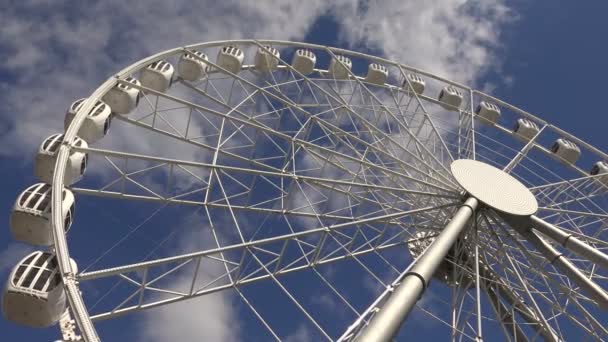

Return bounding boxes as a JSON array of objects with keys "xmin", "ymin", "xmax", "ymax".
[{"xmin": 2, "ymin": 40, "xmax": 608, "ymax": 341}]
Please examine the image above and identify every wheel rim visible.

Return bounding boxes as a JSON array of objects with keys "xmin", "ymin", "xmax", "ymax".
[{"xmin": 50, "ymin": 40, "xmax": 608, "ymax": 341}]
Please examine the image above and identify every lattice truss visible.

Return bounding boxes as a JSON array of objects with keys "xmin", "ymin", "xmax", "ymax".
[{"xmin": 58, "ymin": 43, "xmax": 608, "ymax": 341}]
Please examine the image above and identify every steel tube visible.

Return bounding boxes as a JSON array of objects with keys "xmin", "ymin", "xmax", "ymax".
[
  {"xmin": 356, "ymin": 197, "xmax": 478, "ymax": 342},
  {"xmin": 477, "ymin": 263, "xmax": 559, "ymax": 341},
  {"xmin": 531, "ymin": 215, "xmax": 608, "ymax": 270},
  {"xmin": 521, "ymin": 229, "xmax": 608, "ymax": 309},
  {"xmin": 485, "ymin": 284, "xmax": 529, "ymax": 342}
]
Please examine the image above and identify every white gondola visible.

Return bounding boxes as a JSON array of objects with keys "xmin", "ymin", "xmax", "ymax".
[
  {"xmin": 140, "ymin": 60, "xmax": 174, "ymax": 93},
  {"xmin": 101, "ymin": 76, "xmax": 141, "ymax": 115},
  {"xmin": 2, "ymin": 251, "xmax": 77, "ymax": 327},
  {"xmin": 438, "ymin": 85, "xmax": 463, "ymax": 111},
  {"xmin": 328, "ymin": 55, "xmax": 352, "ymax": 79},
  {"xmin": 402, "ymin": 73, "xmax": 425, "ymax": 95},
  {"xmin": 551, "ymin": 138, "xmax": 581, "ymax": 164},
  {"xmin": 291, "ymin": 49, "xmax": 316, "ymax": 75},
  {"xmin": 10, "ymin": 184, "xmax": 75, "ymax": 246},
  {"xmin": 364, "ymin": 63, "xmax": 388, "ymax": 85},
  {"xmin": 590, "ymin": 161, "xmax": 608, "ymax": 186},
  {"xmin": 513, "ymin": 118, "xmax": 540, "ymax": 141},
  {"xmin": 255, "ymin": 46, "xmax": 280, "ymax": 73},
  {"xmin": 178, "ymin": 51, "xmax": 209, "ymax": 82},
  {"xmin": 35, "ymin": 134, "xmax": 88, "ymax": 186},
  {"xmin": 475, "ymin": 101, "xmax": 501, "ymax": 125},
  {"xmin": 217, "ymin": 46, "xmax": 244, "ymax": 74},
  {"xmin": 64, "ymin": 98, "xmax": 112, "ymax": 144}
]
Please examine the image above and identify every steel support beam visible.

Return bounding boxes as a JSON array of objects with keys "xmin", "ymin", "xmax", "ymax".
[
  {"xmin": 355, "ymin": 197, "xmax": 478, "ymax": 342},
  {"xmin": 530, "ymin": 215, "xmax": 608, "ymax": 270},
  {"xmin": 484, "ymin": 284, "xmax": 529, "ymax": 342},
  {"xmin": 520, "ymin": 229, "xmax": 608, "ymax": 309},
  {"xmin": 477, "ymin": 262, "xmax": 559, "ymax": 341}
]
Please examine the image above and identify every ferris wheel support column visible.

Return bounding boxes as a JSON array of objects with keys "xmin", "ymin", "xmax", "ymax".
[
  {"xmin": 529, "ymin": 215, "xmax": 608, "ymax": 270},
  {"xmin": 516, "ymin": 227, "xmax": 608, "ymax": 309},
  {"xmin": 356, "ymin": 197, "xmax": 478, "ymax": 342}
]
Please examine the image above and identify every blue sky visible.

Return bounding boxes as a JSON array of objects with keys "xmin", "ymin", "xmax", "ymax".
[{"xmin": 1, "ymin": 1, "xmax": 607, "ymax": 341}]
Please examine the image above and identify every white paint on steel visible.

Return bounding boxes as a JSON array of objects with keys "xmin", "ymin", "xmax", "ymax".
[
  {"xmin": 451, "ymin": 159, "xmax": 538, "ymax": 216},
  {"xmin": 49, "ymin": 39, "xmax": 608, "ymax": 341}
]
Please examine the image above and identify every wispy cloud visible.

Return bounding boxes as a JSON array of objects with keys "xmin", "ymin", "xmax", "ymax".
[
  {"xmin": 133, "ymin": 210, "xmax": 240, "ymax": 342},
  {"xmin": 0, "ymin": 0, "xmax": 335, "ymax": 159},
  {"xmin": 0, "ymin": 242, "xmax": 35, "ymax": 274},
  {"xmin": 284, "ymin": 324, "xmax": 314, "ymax": 342},
  {"xmin": 0, "ymin": 0, "xmax": 513, "ymax": 157},
  {"xmin": 135, "ymin": 258, "xmax": 240, "ymax": 342},
  {"xmin": 335, "ymin": 0, "xmax": 513, "ymax": 84}
]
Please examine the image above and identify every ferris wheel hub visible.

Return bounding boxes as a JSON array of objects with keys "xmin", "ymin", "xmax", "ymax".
[{"xmin": 451, "ymin": 159, "xmax": 538, "ymax": 216}]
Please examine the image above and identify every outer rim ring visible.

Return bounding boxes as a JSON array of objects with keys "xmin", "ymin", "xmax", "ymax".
[{"xmin": 53, "ymin": 39, "xmax": 608, "ymax": 341}]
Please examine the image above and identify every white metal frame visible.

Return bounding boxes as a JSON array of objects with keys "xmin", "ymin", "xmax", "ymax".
[{"xmin": 47, "ymin": 40, "xmax": 608, "ymax": 341}]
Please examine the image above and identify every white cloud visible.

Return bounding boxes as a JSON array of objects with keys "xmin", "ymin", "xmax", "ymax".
[
  {"xmin": 0, "ymin": 0, "xmax": 513, "ymax": 157},
  {"xmin": 136, "ymin": 267, "xmax": 240, "ymax": 342},
  {"xmin": 0, "ymin": 0, "xmax": 514, "ymax": 339},
  {"xmin": 0, "ymin": 0, "xmax": 336, "ymax": 158},
  {"xmin": 0, "ymin": 242, "xmax": 36, "ymax": 274},
  {"xmin": 134, "ymin": 211, "xmax": 240, "ymax": 342},
  {"xmin": 334, "ymin": 0, "xmax": 513, "ymax": 85},
  {"xmin": 284, "ymin": 324, "xmax": 314, "ymax": 342}
]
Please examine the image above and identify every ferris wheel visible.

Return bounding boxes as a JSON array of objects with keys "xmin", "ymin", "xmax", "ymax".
[{"xmin": 2, "ymin": 40, "xmax": 608, "ymax": 341}]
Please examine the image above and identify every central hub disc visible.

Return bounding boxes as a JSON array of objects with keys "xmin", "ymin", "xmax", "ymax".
[{"xmin": 451, "ymin": 159, "xmax": 538, "ymax": 216}]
